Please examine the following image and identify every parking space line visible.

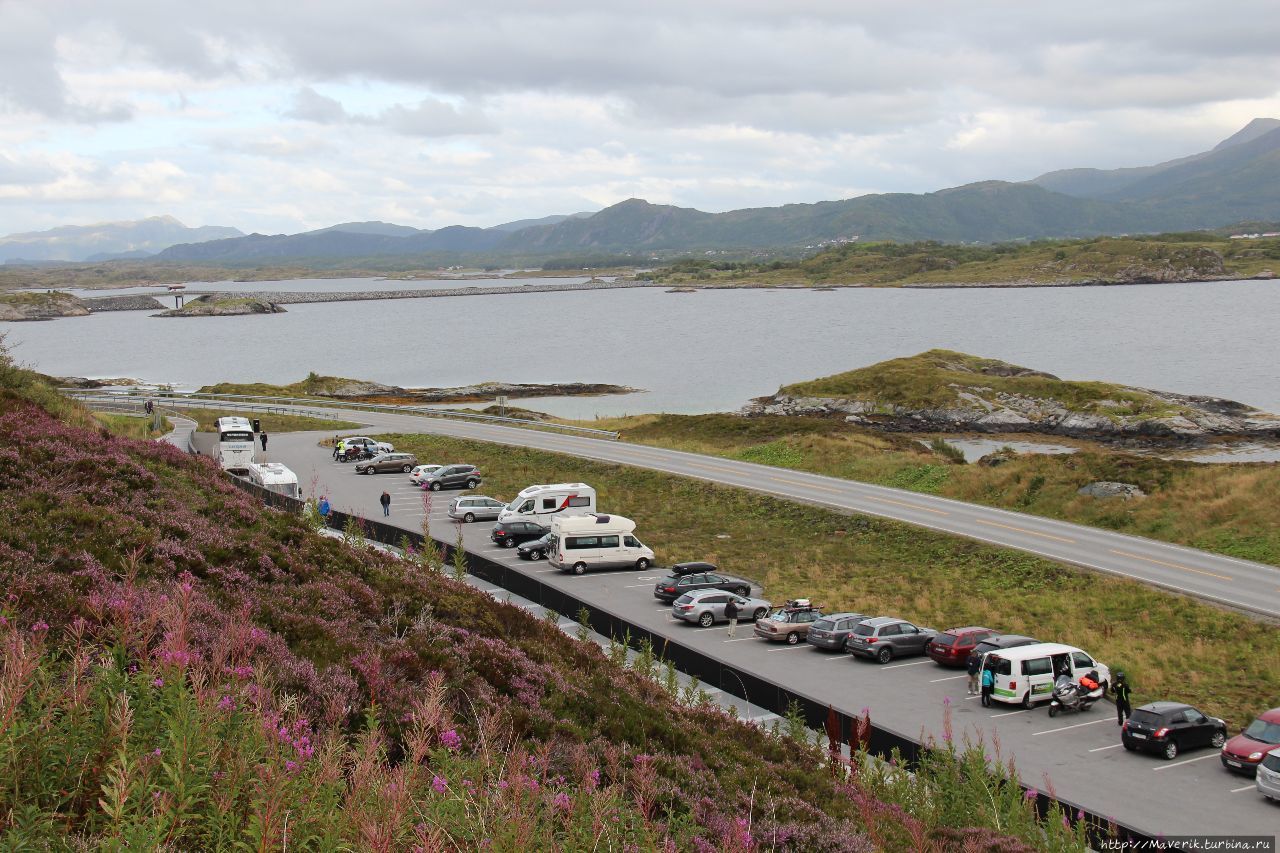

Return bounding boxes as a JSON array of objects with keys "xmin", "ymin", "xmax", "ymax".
[
  {"xmin": 973, "ymin": 518, "xmax": 1075, "ymax": 544},
  {"xmin": 881, "ymin": 660, "xmax": 933, "ymax": 669},
  {"xmin": 1151, "ymin": 753, "xmax": 1221, "ymax": 771},
  {"xmin": 1089, "ymin": 743, "xmax": 1125, "ymax": 752},
  {"xmin": 1108, "ymin": 549, "xmax": 1233, "ymax": 581},
  {"xmin": 722, "ymin": 637, "xmax": 759, "ymax": 643},
  {"xmin": 990, "ymin": 710, "xmax": 1027, "ymax": 718},
  {"xmin": 930, "ymin": 674, "xmax": 968, "ymax": 682},
  {"xmin": 1032, "ymin": 719, "xmax": 1110, "ymax": 736},
  {"xmin": 1230, "ymin": 784, "xmax": 1257, "ymax": 793},
  {"xmin": 766, "ymin": 645, "xmax": 811, "ymax": 651},
  {"xmin": 624, "ymin": 583, "xmax": 654, "ymax": 588},
  {"xmin": 822, "ymin": 654, "xmax": 852, "ymax": 661},
  {"xmin": 863, "ymin": 495, "xmax": 950, "ymax": 516}
]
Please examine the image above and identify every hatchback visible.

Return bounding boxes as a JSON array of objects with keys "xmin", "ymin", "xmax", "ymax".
[
  {"xmin": 1122, "ymin": 702, "xmax": 1227, "ymax": 760},
  {"xmin": 1221, "ymin": 707, "xmax": 1280, "ymax": 775},
  {"xmin": 354, "ymin": 452, "xmax": 419, "ymax": 474},
  {"xmin": 1257, "ymin": 746, "xmax": 1280, "ymax": 801},
  {"xmin": 421, "ymin": 464, "xmax": 482, "ymax": 491},
  {"xmin": 806, "ymin": 613, "xmax": 871, "ymax": 651},
  {"xmin": 845, "ymin": 617, "xmax": 936, "ymax": 664},
  {"xmin": 671, "ymin": 590, "xmax": 771, "ymax": 628},
  {"xmin": 652, "ymin": 571, "xmax": 752, "ymax": 603},
  {"xmin": 410, "ymin": 464, "xmax": 443, "ymax": 484},
  {"xmin": 491, "ymin": 520, "xmax": 549, "ymax": 548},
  {"xmin": 927, "ymin": 626, "xmax": 999, "ymax": 667},
  {"xmin": 448, "ymin": 496, "xmax": 505, "ymax": 523}
]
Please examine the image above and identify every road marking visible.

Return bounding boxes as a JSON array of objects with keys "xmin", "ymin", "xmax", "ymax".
[
  {"xmin": 973, "ymin": 518, "xmax": 1075, "ymax": 544},
  {"xmin": 930, "ymin": 674, "xmax": 968, "ymax": 682},
  {"xmin": 1109, "ymin": 549, "xmax": 1233, "ymax": 582},
  {"xmin": 686, "ymin": 461, "xmax": 743, "ymax": 475},
  {"xmin": 769, "ymin": 475, "xmax": 843, "ymax": 494},
  {"xmin": 1032, "ymin": 719, "xmax": 1110, "ymax": 736},
  {"xmin": 990, "ymin": 710, "xmax": 1028, "ymax": 718},
  {"xmin": 766, "ymin": 644, "xmax": 811, "ymax": 651},
  {"xmin": 1151, "ymin": 753, "xmax": 1222, "ymax": 771},
  {"xmin": 881, "ymin": 660, "xmax": 933, "ymax": 669},
  {"xmin": 1230, "ymin": 784, "xmax": 1257, "ymax": 793},
  {"xmin": 722, "ymin": 637, "xmax": 759, "ymax": 643},
  {"xmin": 1089, "ymin": 743, "xmax": 1125, "ymax": 752},
  {"xmin": 624, "ymin": 583, "xmax": 655, "ymax": 588},
  {"xmin": 863, "ymin": 495, "xmax": 949, "ymax": 516}
]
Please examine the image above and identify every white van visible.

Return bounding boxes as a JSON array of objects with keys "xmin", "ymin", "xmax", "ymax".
[
  {"xmin": 245, "ymin": 462, "xmax": 301, "ymax": 499},
  {"xmin": 498, "ymin": 483, "xmax": 596, "ymax": 524},
  {"xmin": 983, "ymin": 642, "xmax": 1111, "ymax": 708},
  {"xmin": 549, "ymin": 513, "xmax": 654, "ymax": 574}
]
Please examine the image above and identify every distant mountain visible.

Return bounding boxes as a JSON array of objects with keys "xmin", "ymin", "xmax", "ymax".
[
  {"xmin": 304, "ymin": 221, "xmax": 422, "ymax": 237},
  {"xmin": 0, "ymin": 216, "xmax": 242, "ymax": 263},
  {"xmin": 488, "ymin": 212, "xmax": 595, "ymax": 233}
]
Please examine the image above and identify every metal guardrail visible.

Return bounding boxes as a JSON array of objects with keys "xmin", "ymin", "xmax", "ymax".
[{"xmin": 60, "ymin": 389, "xmax": 621, "ymax": 439}]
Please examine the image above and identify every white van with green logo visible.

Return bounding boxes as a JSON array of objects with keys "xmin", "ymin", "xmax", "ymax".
[{"xmin": 982, "ymin": 642, "xmax": 1111, "ymax": 708}]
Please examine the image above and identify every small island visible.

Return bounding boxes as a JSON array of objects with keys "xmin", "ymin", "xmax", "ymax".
[
  {"xmin": 0, "ymin": 291, "xmax": 90, "ymax": 321},
  {"xmin": 155, "ymin": 295, "xmax": 285, "ymax": 317},
  {"xmin": 198, "ymin": 373, "xmax": 641, "ymax": 403}
]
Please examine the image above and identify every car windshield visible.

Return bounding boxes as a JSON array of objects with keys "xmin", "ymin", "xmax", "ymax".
[
  {"xmin": 674, "ymin": 593, "xmax": 694, "ymax": 605},
  {"xmin": 812, "ymin": 619, "xmax": 835, "ymax": 630},
  {"xmin": 853, "ymin": 624, "xmax": 875, "ymax": 636},
  {"xmin": 932, "ymin": 634, "xmax": 959, "ymax": 647},
  {"xmin": 1243, "ymin": 719, "xmax": 1280, "ymax": 744},
  {"xmin": 766, "ymin": 610, "xmax": 790, "ymax": 622},
  {"xmin": 528, "ymin": 534, "xmax": 552, "ymax": 545},
  {"xmin": 1128, "ymin": 709, "xmax": 1164, "ymax": 727}
]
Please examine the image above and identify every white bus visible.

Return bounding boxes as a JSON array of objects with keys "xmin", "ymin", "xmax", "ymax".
[
  {"xmin": 498, "ymin": 483, "xmax": 596, "ymax": 524},
  {"xmin": 245, "ymin": 462, "xmax": 300, "ymax": 499},
  {"xmin": 214, "ymin": 416, "xmax": 256, "ymax": 472}
]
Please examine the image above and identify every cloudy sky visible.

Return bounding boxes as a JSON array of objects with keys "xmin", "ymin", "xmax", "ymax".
[{"xmin": 1, "ymin": 0, "xmax": 1278, "ymax": 236}]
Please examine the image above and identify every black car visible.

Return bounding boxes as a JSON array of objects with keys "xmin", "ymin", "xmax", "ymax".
[
  {"xmin": 1122, "ymin": 702, "xmax": 1228, "ymax": 760},
  {"xmin": 491, "ymin": 521, "xmax": 549, "ymax": 549},
  {"xmin": 518, "ymin": 533, "xmax": 553, "ymax": 561},
  {"xmin": 421, "ymin": 464, "xmax": 481, "ymax": 491},
  {"xmin": 972, "ymin": 634, "xmax": 1039, "ymax": 659},
  {"xmin": 653, "ymin": 571, "xmax": 751, "ymax": 603}
]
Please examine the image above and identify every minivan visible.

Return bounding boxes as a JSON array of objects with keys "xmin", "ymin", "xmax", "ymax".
[
  {"xmin": 549, "ymin": 513, "xmax": 654, "ymax": 574},
  {"xmin": 982, "ymin": 643, "xmax": 1111, "ymax": 708}
]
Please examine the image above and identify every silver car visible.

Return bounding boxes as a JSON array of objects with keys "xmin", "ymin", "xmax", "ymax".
[
  {"xmin": 1259, "ymin": 746, "xmax": 1280, "ymax": 801},
  {"xmin": 448, "ymin": 496, "xmax": 505, "ymax": 523},
  {"xmin": 806, "ymin": 612, "xmax": 871, "ymax": 651},
  {"xmin": 672, "ymin": 589, "xmax": 771, "ymax": 628}
]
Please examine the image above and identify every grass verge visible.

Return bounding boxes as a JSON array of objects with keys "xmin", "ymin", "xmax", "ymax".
[{"xmin": 177, "ymin": 406, "xmax": 361, "ymax": 434}]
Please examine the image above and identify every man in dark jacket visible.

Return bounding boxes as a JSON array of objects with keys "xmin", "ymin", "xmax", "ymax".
[
  {"xmin": 1112, "ymin": 670, "xmax": 1133, "ymax": 725},
  {"xmin": 380, "ymin": 491, "xmax": 391, "ymax": 517},
  {"xmin": 725, "ymin": 596, "xmax": 739, "ymax": 638},
  {"xmin": 966, "ymin": 652, "xmax": 981, "ymax": 695},
  {"xmin": 259, "ymin": 431, "xmax": 268, "ymax": 452}
]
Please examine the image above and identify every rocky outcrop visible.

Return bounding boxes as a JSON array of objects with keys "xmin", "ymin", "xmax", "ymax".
[
  {"xmin": 156, "ymin": 296, "xmax": 285, "ymax": 317},
  {"xmin": 0, "ymin": 292, "xmax": 90, "ymax": 321},
  {"xmin": 83, "ymin": 294, "xmax": 165, "ymax": 312},
  {"xmin": 1077, "ymin": 482, "xmax": 1146, "ymax": 499}
]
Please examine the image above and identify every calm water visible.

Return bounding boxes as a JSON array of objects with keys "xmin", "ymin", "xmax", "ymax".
[
  {"xmin": 11, "ymin": 279, "xmax": 1280, "ymax": 420},
  {"xmin": 46, "ymin": 275, "xmax": 596, "ymax": 300}
]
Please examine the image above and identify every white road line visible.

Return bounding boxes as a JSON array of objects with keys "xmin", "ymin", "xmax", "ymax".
[
  {"xmin": 964, "ymin": 695, "xmax": 982, "ymax": 701},
  {"xmin": 1089, "ymin": 743, "xmax": 1125, "ymax": 752},
  {"xmin": 990, "ymin": 710, "xmax": 1027, "ymax": 718},
  {"xmin": 766, "ymin": 645, "xmax": 810, "ymax": 652},
  {"xmin": 722, "ymin": 637, "xmax": 759, "ymax": 643},
  {"xmin": 1032, "ymin": 719, "xmax": 1110, "ymax": 736},
  {"xmin": 1151, "ymin": 753, "xmax": 1222, "ymax": 771},
  {"xmin": 930, "ymin": 674, "xmax": 968, "ymax": 682},
  {"xmin": 1230, "ymin": 784, "xmax": 1257, "ymax": 793},
  {"xmin": 881, "ymin": 660, "xmax": 933, "ymax": 669},
  {"xmin": 624, "ymin": 583, "xmax": 654, "ymax": 588}
]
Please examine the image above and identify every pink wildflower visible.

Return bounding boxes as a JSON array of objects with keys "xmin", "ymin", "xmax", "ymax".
[
  {"xmin": 152, "ymin": 677, "xmax": 164, "ymax": 688},
  {"xmin": 553, "ymin": 792, "xmax": 572, "ymax": 811},
  {"xmin": 217, "ymin": 695, "xmax": 235, "ymax": 712},
  {"xmin": 439, "ymin": 729, "xmax": 462, "ymax": 751},
  {"xmin": 432, "ymin": 775, "xmax": 447, "ymax": 794},
  {"xmin": 285, "ymin": 760, "xmax": 298, "ymax": 774},
  {"xmin": 31, "ymin": 620, "xmax": 48, "ymax": 632}
]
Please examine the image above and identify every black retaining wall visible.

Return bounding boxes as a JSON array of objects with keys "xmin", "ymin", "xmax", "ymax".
[{"xmin": 231, "ymin": 476, "xmax": 1158, "ymax": 848}]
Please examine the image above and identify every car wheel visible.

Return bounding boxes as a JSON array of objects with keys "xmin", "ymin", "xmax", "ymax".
[
  {"xmin": 430, "ymin": 482, "xmax": 441, "ymax": 491},
  {"xmin": 529, "ymin": 550, "xmax": 543, "ymax": 561},
  {"xmin": 735, "ymin": 586, "xmax": 749, "ymax": 597},
  {"xmin": 466, "ymin": 478, "xmax": 479, "ymax": 489},
  {"xmin": 1021, "ymin": 692, "xmax": 1034, "ymax": 710},
  {"xmin": 503, "ymin": 538, "xmax": 516, "ymax": 548},
  {"xmin": 573, "ymin": 562, "xmax": 587, "ymax": 575},
  {"xmin": 786, "ymin": 632, "xmax": 800, "ymax": 645},
  {"xmin": 1211, "ymin": 731, "xmax": 1226, "ymax": 749},
  {"xmin": 1048, "ymin": 704, "xmax": 1058, "ymax": 718},
  {"xmin": 698, "ymin": 612, "xmax": 714, "ymax": 628},
  {"xmin": 402, "ymin": 465, "xmax": 412, "ymax": 473},
  {"xmin": 752, "ymin": 607, "xmax": 767, "ymax": 621},
  {"xmin": 635, "ymin": 558, "xmax": 650, "ymax": 570},
  {"xmin": 1162, "ymin": 739, "xmax": 1179, "ymax": 761},
  {"xmin": 463, "ymin": 513, "xmax": 475, "ymax": 523},
  {"xmin": 364, "ymin": 467, "xmax": 375, "ymax": 475},
  {"xmin": 876, "ymin": 646, "xmax": 893, "ymax": 664}
]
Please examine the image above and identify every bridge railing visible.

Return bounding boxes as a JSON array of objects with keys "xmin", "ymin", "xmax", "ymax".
[{"xmin": 60, "ymin": 388, "xmax": 621, "ymax": 439}]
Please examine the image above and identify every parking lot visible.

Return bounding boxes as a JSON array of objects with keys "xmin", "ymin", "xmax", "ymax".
[{"xmin": 276, "ymin": 430, "xmax": 1279, "ymax": 838}]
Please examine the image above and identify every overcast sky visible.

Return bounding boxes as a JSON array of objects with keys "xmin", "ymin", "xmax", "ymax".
[{"xmin": 1, "ymin": 0, "xmax": 1277, "ymax": 236}]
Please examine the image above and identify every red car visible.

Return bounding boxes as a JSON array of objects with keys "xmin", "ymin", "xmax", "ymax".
[
  {"xmin": 926, "ymin": 626, "xmax": 998, "ymax": 667},
  {"xmin": 1220, "ymin": 706, "xmax": 1280, "ymax": 775}
]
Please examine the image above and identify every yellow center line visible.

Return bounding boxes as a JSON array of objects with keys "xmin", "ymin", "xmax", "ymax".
[
  {"xmin": 863, "ymin": 495, "xmax": 950, "ymax": 516},
  {"xmin": 1109, "ymin": 549, "xmax": 1233, "ymax": 582},
  {"xmin": 685, "ymin": 461, "xmax": 743, "ymax": 475},
  {"xmin": 973, "ymin": 518, "xmax": 1076, "ymax": 544},
  {"xmin": 768, "ymin": 476, "xmax": 844, "ymax": 494}
]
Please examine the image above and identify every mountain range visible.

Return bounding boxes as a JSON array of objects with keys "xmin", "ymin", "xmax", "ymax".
[
  {"xmin": 0, "ymin": 216, "xmax": 243, "ymax": 264},
  {"xmin": 7, "ymin": 119, "xmax": 1279, "ymax": 265}
]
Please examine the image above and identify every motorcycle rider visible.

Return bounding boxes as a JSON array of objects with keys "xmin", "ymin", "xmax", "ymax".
[{"xmin": 1112, "ymin": 670, "xmax": 1133, "ymax": 725}]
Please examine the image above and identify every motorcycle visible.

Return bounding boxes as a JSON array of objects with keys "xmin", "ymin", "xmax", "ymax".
[
  {"xmin": 337, "ymin": 446, "xmax": 374, "ymax": 463},
  {"xmin": 1048, "ymin": 673, "xmax": 1104, "ymax": 717}
]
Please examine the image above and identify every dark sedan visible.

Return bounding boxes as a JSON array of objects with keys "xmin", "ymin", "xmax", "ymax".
[
  {"xmin": 491, "ymin": 521, "xmax": 549, "ymax": 549},
  {"xmin": 805, "ymin": 613, "xmax": 870, "ymax": 651},
  {"xmin": 653, "ymin": 571, "xmax": 752, "ymax": 604},
  {"xmin": 517, "ymin": 533, "xmax": 553, "ymax": 561},
  {"xmin": 1123, "ymin": 702, "xmax": 1227, "ymax": 761}
]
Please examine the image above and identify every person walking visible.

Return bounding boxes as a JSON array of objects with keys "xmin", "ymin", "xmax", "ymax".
[
  {"xmin": 980, "ymin": 664, "xmax": 995, "ymax": 707},
  {"xmin": 380, "ymin": 490, "xmax": 391, "ymax": 517},
  {"xmin": 318, "ymin": 495, "xmax": 331, "ymax": 527},
  {"xmin": 1112, "ymin": 670, "xmax": 1133, "ymax": 725},
  {"xmin": 725, "ymin": 596, "xmax": 739, "ymax": 638},
  {"xmin": 966, "ymin": 651, "xmax": 981, "ymax": 695},
  {"xmin": 259, "ymin": 431, "xmax": 268, "ymax": 452}
]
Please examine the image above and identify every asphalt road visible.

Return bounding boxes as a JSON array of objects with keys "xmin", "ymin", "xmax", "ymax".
[
  {"xmin": 188, "ymin": 397, "xmax": 1280, "ymax": 620},
  {"xmin": 264, "ymin": 425, "xmax": 1279, "ymax": 838}
]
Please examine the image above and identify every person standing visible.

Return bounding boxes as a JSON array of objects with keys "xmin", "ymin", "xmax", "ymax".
[
  {"xmin": 334, "ymin": 438, "xmax": 345, "ymax": 460},
  {"xmin": 980, "ymin": 664, "xmax": 995, "ymax": 707},
  {"xmin": 725, "ymin": 596, "xmax": 739, "ymax": 638},
  {"xmin": 380, "ymin": 490, "xmax": 391, "ymax": 517},
  {"xmin": 966, "ymin": 651, "xmax": 981, "ymax": 695},
  {"xmin": 318, "ymin": 495, "xmax": 331, "ymax": 526},
  {"xmin": 259, "ymin": 431, "xmax": 268, "ymax": 452},
  {"xmin": 1112, "ymin": 670, "xmax": 1133, "ymax": 725}
]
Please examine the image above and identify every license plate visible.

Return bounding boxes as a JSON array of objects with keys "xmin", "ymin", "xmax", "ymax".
[
  {"xmin": 1227, "ymin": 760, "xmax": 1241, "ymax": 767},
  {"xmin": 1130, "ymin": 733, "xmax": 1146, "ymax": 740}
]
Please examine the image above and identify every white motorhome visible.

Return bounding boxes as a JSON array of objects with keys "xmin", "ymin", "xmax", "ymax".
[
  {"xmin": 982, "ymin": 642, "xmax": 1111, "ymax": 708},
  {"xmin": 498, "ymin": 483, "xmax": 596, "ymax": 524},
  {"xmin": 245, "ymin": 462, "xmax": 301, "ymax": 499},
  {"xmin": 548, "ymin": 513, "xmax": 654, "ymax": 574}
]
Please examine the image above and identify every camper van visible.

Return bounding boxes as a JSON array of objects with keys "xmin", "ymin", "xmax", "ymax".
[
  {"xmin": 245, "ymin": 462, "xmax": 301, "ymax": 499},
  {"xmin": 498, "ymin": 483, "xmax": 596, "ymax": 524},
  {"xmin": 982, "ymin": 642, "xmax": 1111, "ymax": 708},
  {"xmin": 548, "ymin": 513, "xmax": 653, "ymax": 574}
]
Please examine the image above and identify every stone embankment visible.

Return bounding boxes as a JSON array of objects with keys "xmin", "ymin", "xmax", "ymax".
[
  {"xmin": 194, "ymin": 280, "xmax": 661, "ymax": 306},
  {"xmin": 83, "ymin": 295, "xmax": 165, "ymax": 311}
]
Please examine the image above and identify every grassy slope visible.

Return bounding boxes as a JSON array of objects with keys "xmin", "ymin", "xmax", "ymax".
[
  {"xmin": 387, "ymin": 431, "xmax": 1280, "ymax": 730},
  {"xmin": 179, "ymin": 407, "xmax": 361, "ymax": 434},
  {"xmin": 650, "ymin": 234, "xmax": 1280, "ymax": 286},
  {"xmin": 779, "ymin": 350, "xmax": 1181, "ymax": 418}
]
